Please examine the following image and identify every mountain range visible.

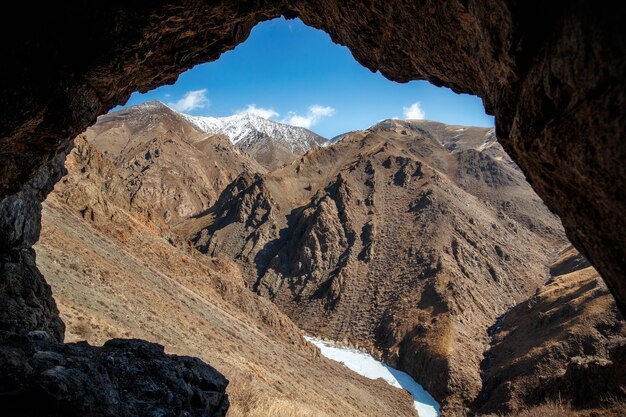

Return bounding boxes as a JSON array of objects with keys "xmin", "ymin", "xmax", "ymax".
[
  {"xmin": 34, "ymin": 102, "xmax": 626, "ymax": 417},
  {"xmin": 182, "ymin": 108, "xmax": 328, "ymax": 168}
]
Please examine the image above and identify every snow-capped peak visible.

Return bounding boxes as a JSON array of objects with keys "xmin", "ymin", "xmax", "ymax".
[{"xmin": 179, "ymin": 111, "xmax": 328, "ymax": 154}]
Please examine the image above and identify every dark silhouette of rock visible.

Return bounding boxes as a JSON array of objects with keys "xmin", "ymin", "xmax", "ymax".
[
  {"xmin": 0, "ymin": 330, "xmax": 229, "ymax": 417},
  {"xmin": 0, "ymin": 149, "xmax": 69, "ymax": 341}
]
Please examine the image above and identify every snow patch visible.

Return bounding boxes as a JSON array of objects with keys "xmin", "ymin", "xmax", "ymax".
[
  {"xmin": 180, "ymin": 111, "xmax": 327, "ymax": 153},
  {"xmin": 306, "ymin": 336, "xmax": 440, "ymax": 417}
]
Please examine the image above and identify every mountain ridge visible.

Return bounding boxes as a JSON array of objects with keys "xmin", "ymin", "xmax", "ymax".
[
  {"xmin": 190, "ymin": 119, "xmax": 570, "ymax": 414},
  {"xmin": 35, "ymin": 106, "xmax": 626, "ymax": 416},
  {"xmin": 110, "ymin": 101, "xmax": 329, "ymax": 170}
]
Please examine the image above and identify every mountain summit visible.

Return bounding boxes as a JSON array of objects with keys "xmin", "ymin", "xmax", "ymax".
[
  {"xmin": 181, "ymin": 111, "xmax": 328, "ymax": 151},
  {"xmin": 181, "ymin": 109, "xmax": 328, "ymax": 169}
]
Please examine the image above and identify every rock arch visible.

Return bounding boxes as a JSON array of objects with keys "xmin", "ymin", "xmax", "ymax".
[{"xmin": 0, "ymin": 1, "xmax": 624, "ymax": 414}]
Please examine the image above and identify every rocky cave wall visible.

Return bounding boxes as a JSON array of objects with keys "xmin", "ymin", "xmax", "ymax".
[{"xmin": 0, "ymin": 0, "xmax": 624, "ymax": 415}]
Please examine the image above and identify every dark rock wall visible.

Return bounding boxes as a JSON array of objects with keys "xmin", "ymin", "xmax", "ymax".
[{"xmin": 0, "ymin": 149, "xmax": 70, "ymax": 341}]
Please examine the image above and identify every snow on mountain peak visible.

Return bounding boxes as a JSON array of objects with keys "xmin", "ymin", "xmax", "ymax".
[{"xmin": 179, "ymin": 110, "xmax": 328, "ymax": 154}]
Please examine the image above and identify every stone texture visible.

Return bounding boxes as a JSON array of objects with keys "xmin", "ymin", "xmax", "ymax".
[
  {"xmin": 0, "ymin": 148, "xmax": 70, "ymax": 341},
  {"xmin": 0, "ymin": 250, "xmax": 65, "ymax": 342},
  {"xmin": 0, "ymin": 330, "xmax": 229, "ymax": 417}
]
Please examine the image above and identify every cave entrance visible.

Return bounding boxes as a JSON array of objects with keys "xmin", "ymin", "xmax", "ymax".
[
  {"xmin": 32, "ymin": 16, "xmax": 594, "ymax": 417},
  {"xmin": 0, "ymin": 2, "xmax": 622, "ymax": 415}
]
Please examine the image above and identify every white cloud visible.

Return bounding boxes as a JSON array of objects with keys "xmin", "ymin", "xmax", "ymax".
[
  {"xmin": 285, "ymin": 114, "xmax": 314, "ymax": 128},
  {"xmin": 403, "ymin": 102, "xmax": 426, "ymax": 120},
  {"xmin": 284, "ymin": 105, "xmax": 336, "ymax": 129},
  {"xmin": 168, "ymin": 89, "xmax": 209, "ymax": 112},
  {"xmin": 309, "ymin": 105, "xmax": 335, "ymax": 118},
  {"xmin": 237, "ymin": 104, "xmax": 279, "ymax": 119}
]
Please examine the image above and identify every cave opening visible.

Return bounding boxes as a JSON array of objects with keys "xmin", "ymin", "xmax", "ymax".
[
  {"xmin": 37, "ymin": 17, "xmax": 504, "ymax": 417},
  {"xmin": 1, "ymin": 3, "xmax": 624, "ymax": 417},
  {"xmin": 34, "ymin": 14, "xmax": 618, "ymax": 417}
]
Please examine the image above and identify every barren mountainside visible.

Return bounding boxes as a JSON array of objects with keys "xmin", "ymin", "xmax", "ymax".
[
  {"xmin": 35, "ymin": 138, "xmax": 419, "ymax": 417},
  {"xmin": 83, "ymin": 102, "xmax": 267, "ymax": 227},
  {"xmin": 475, "ymin": 246, "xmax": 626, "ymax": 415},
  {"xmin": 36, "ymin": 106, "xmax": 626, "ymax": 416},
  {"xmin": 191, "ymin": 119, "xmax": 572, "ymax": 413}
]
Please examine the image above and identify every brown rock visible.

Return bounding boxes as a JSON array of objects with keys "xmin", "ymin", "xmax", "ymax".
[
  {"xmin": 197, "ymin": 120, "xmax": 568, "ymax": 413},
  {"xmin": 474, "ymin": 247, "xmax": 626, "ymax": 415}
]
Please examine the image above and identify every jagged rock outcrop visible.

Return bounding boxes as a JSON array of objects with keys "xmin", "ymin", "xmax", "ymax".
[
  {"xmin": 192, "ymin": 172, "xmax": 281, "ymax": 276},
  {"xmin": 0, "ymin": 331, "xmax": 229, "ymax": 417},
  {"xmin": 195, "ymin": 120, "xmax": 569, "ymax": 414}
]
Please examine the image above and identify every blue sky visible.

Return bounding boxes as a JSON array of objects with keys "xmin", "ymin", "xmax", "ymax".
[{"xmin": 117, "ymin": 17, "xmax": 494, "ymax": 138}]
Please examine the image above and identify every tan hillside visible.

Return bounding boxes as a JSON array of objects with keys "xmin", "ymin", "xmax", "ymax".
[
  {"xmin": 83, "ymin": 101, "xmax": 266, "ymax": 227},
  {"xmin": 34, "ymin": 138, "xmax": 418, "ymax": 417},
  {"xmin": 474, "ymin": 246, "xmax": 626, "ymax": 415}
]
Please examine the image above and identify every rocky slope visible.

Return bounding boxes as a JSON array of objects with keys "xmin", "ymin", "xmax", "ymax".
[
  {"xmin": 80, "ymin": 101, "xmax": 329, "ymax": 227},
  {"xmin": 0, "ymin": 332, "xmax": 229, "ymax": 417},
  {"xmin": 82, "ymin": 101, "xmax": 267, "ymax": 227},
  {"xmin": 475, "ymin": 246, "xmax": 626, "ymax": 415},
  {"xmin": 183, "ymin": 111, "xmax": 328, "ymax": 170},
  {"xmin": 192, "ymin": 119, "xmax": 570, "ymax": 414},
  {"xmin": 34, "ymin": 137, "xmax": 418, "ymax": 417}
]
